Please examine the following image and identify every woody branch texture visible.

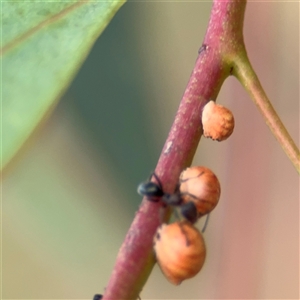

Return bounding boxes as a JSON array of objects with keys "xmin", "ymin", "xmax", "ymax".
[{"xmin": 103, "ymin": 0, "xmax": 299, "ymax": 299}]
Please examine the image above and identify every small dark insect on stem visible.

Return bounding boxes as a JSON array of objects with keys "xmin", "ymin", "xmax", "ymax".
[
  {"xmin": 198, "ymin": 43, "xmax": 207, "ymax": 54},
  {"xmin": 138, "ymin": 173, "xmax": 210, "ymax": 231},
  {"xmin": 94, "ymin": 293, "xmax": 142, "ymax": 299},
  {"xmin": 138, "ymin": 173, "xmax": 199, "ymax": 224}
]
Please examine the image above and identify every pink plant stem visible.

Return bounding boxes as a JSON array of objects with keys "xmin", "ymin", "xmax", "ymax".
[{"xmin": 103, "ymin": 1, "xmax": 246, "ymax": 299}]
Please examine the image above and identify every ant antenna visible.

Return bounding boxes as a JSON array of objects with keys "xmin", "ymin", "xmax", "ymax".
[
  {"xmin": 201, "ymin": 213, "xmax": 210, "ymax": 233},
  {"xmin": 151, "ymin": 172, "xmax": 163, "ymax": 190}
]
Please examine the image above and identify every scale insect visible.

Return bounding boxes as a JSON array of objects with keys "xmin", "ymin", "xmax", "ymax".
[{"xmin": 153, "ymin": 221, "xmax": 206, "ymax": 285}]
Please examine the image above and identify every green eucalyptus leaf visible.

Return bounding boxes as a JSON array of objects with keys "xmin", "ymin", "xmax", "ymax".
[{"xmin": 1, "ymin": 1, "xmax": 125, "ymax": 170}]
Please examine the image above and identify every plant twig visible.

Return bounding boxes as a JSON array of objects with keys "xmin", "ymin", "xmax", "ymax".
[
  {"xmin": 233, "ymin": 53, "xmax": 300, "ymax": 173},
  {"xmin": 102, "ymin": 1, "xmax": 246, "ymax": 299},
  {"xmin": 103, "ymin": 0, "xmax": 299, "ymax": 298}
]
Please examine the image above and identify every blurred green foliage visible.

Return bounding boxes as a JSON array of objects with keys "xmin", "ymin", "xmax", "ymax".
[{"xmin": 2, "ymin": 1, "xmax": 125, "ymax": 169}]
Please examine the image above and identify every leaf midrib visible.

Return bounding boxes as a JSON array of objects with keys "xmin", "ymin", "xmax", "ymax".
[{"xmin": 1, "ymin": 1, "xmax": 88, "ymax": 56}]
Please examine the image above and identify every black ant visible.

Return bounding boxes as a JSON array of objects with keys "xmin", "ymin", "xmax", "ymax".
[{"xmin": 137, "ymin": 173, "xmax": 200, "ymax": 225}]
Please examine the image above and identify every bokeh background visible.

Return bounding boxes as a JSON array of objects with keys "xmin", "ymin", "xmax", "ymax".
[{"xmin": 2, "ymin": 2, "xmax": 299, "ymax": 299}]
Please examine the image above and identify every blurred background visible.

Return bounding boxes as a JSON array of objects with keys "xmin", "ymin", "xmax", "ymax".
[{"xmin": 2, "ymin": 1, "xmax": 299, "ymax": 299}]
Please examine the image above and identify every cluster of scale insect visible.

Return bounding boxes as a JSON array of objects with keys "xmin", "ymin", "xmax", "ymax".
[
  {"xmin": 135, "ymin": 100, "xmax": 234, "ymax": 285},
  {"xmin": 94, "ymin": 101, "xmax": 234, "ymax": 296},
  {"xmin": 137, "ymin": 165, "xmax": 221, "ymax": 285}
]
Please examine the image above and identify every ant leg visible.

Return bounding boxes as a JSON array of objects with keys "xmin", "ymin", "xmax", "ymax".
[
  {"xmin": 179, "ymin": 220, "xmax": 190, "ymax": 247},
  {"xmin": 201, "ymin": 213, "xmax": 210, "ymax": 233},
  {"xmin": 180, "ymin": 170, "xmax": 205, "ymax": 183},
  {"xmin": 172, "ymin": 207, "xmax": 191, "ymax": 246},
  {"xmin": 172, "ymin": 207, "xmax": 181, "ymax": 221}
]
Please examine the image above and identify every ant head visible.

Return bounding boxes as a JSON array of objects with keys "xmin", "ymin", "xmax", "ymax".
[
  {"xmin": 137, "ymin": 181, "xmax": 164, "ymax": 198},
  {"xmin": 93, "ymin": 294, "xmax": 103, "ymax": 300},
  {"xmin": 137, "ymin": 172, "xmax": 165, "ymax": 201}
]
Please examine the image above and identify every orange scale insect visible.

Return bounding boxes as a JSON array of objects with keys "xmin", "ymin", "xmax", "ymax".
[
  {"xmin": 154, "ymin": 221, "xmax": 206, "ymax": 285},
  {"xmin": 179, "ymin": 166, "xmax": 221, "ymax": 217},
  {"xmin": 202, "ymin": 100, "xmax": 235, "ymax": 141}
]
